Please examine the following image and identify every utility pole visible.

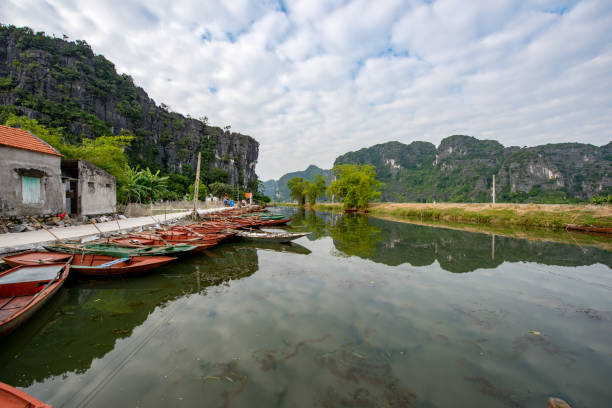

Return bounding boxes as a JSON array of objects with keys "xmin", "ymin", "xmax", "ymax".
[
  {"xmin": 492, "ymin": 175, "xmax": 496, "ymax": 205},
  {"xmin": 193, "ymin": 152, "xmax": 201, "ymax": 217}
]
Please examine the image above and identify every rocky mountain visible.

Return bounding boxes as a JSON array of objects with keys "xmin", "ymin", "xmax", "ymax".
[
  {"xmin": 0, "ymin": 25, "xmax": 258, "ymax": 187},
  {"xmin": 263, "ymin": 165, "xmax": 331, "ymax": 202},
  {"xmin": 334, "ymin": 136, "xmax": 611, "ymax": 202}
]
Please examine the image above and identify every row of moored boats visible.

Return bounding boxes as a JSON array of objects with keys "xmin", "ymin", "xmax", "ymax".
[
  {"xmin": 0, "ymin": 207, "xmax": 301, "ymax": 340},
  {"xmin": 0, "ymin": 207, "xmax": 307, "ymax": 405}
]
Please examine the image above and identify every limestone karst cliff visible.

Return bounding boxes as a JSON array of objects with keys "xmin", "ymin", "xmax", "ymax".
[{"xmin": 0, "ymin": 25, "xmax": 258, "ymax": 186}]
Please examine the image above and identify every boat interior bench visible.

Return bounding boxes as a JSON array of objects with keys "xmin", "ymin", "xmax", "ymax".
[{"xmin": 0, "ymin": 265, "xmax": 63, "ymax": 299}]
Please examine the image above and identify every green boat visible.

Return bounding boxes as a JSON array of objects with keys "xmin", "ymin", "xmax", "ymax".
[{"xmin": 43, "ymin": 243, "xmax": 197, "ymax": 258}]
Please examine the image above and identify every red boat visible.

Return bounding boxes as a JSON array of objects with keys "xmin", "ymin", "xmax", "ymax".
[
  {"xmin": 69, "ymin": 254, "xmax": 176, "ymax": 277},
  {"xmin": 127, "ymin": 234, "xmax": 220, "ymax": 252},
  {"xmin": 0, "ymin": 382, "xmax": 51, "ymax": 408},
  {"xmin": 3, "ymin": 251, "xmax": 73, "ymax": 268},
  {"xmin": 0, "ymin": 262, "xmax": 70, "ymax": 338}
]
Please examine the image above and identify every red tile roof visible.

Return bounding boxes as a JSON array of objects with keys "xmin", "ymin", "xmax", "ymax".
[{"xmin": 0, "ymin": 124, "xmax": 62, "ymax": 156}]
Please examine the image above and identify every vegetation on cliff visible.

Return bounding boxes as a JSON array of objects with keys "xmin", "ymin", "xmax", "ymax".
[
  {"xmin": 334, "ymin": 136, "xmax": 611, "ymax": 203},
  {"xmin": 0, "ymin": 24, "xmax": 260, "ymax": 197}
]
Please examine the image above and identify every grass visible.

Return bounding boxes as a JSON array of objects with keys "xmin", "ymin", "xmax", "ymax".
[
  {"xmin": 273, "ymin": 202, "xmax": 612, "ymax": 230},
  {"xmin": 370, "ymin": 203, "xmax": 612, "ymax": 230},
  {"xmin": 271, "ymin": 202, "xmax": 612, "ymax": 251}
]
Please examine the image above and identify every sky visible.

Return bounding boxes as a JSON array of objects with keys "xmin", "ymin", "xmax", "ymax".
[{"xmin": 2, "ymin": 0, "xmax": 611, "ymax": 180}]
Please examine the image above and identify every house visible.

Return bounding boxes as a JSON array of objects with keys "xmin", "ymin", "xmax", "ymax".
[
  {"xmin": 0, "ymin": 125, "xmax": 117, "ymax": 218},
  {"xmin": 0, "ymin": 124, "xmax": 64, "ymax": 217},
  {"xmin": 61, "ymin": 159, "xmax": 116, "ymax": 216}
]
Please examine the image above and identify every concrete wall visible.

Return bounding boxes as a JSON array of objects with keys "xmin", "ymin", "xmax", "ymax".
[
  {"xmin": 78, "ymin": 160, "xmax": 116, "ymax": 215},
  {"xmin": 0, "ymin": 146, "xmax": 63, "ymax": 217}
]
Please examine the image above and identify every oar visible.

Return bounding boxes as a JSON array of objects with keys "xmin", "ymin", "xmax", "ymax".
[
  {"xmin": 90, "ymin": 220, "xmax": 104, "ymax": 235},
  {"xmin": 30, "ymin": 216, "xmax": 64, "ymax": 242}
]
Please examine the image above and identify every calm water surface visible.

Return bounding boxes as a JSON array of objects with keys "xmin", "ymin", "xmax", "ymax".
[{"xmin": 1, "ymin": 208, "xmax": 611, "ymax": 408}]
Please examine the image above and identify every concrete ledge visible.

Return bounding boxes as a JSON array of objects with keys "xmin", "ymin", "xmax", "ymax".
[{"xmin": 0, "ymin": 206, "xmax": 231, "ymax": 256}]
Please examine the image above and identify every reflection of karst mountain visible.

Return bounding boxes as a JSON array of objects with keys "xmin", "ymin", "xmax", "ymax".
[
  {"xmin": 367, "ymin": 218, "xmax": 612, "ymax": 272},
  {"xmin": 278, "ymin": 208, "xmax": 611, "ymax": 273},
  {"xmin": 0, "ymin": 244, "xmax": 260, "ymax": 387}
]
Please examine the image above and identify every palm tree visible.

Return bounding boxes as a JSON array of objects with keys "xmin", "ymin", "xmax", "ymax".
[
  {"xmin": 138, "ymin": 167, "xmax": 169, "ymax": 203},
  {"xmin": 120, "ymin": 166, "xmax": 146, "ymax": 204}
]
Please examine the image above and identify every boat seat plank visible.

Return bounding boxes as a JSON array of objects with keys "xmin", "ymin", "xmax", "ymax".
[
  {"xmin": 0, "ymin": 266, "xmax": 62, "ymax": 285},
  {"xmin": 1, "ymin": 295, "xmax": 34, "ymax": 310},
  {"xmin": 0, "ymin": 297, "xmax": 15, "ymax": 309}
]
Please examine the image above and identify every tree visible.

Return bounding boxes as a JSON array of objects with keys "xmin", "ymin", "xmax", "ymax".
[
  {"xmin": 287, "ymin": 177, "xmax": 307, "ymax": 206},
  {"xmin": 327, "ymin": 164, "xmax": 382, "ymax": 210},
  {"xmin": 305, "ymin": 174, "xmax": 327, "ymax": 206},
  {"xmin": 209, "ymin": 182, "xmax": 234, "ymax": 198},
  {"xmin": 189, "ymin": 179, "xmax": 209, "ymax": 200},
  {"xmin": 119, "ymin": 165, "xmax": 146, "ymax": 204},
  {"xmin": 137, "ymin": 167, "xmax": 169, "ymax": 203}
]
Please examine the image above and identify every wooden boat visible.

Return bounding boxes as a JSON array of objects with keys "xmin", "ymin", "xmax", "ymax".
[
  {"xmin": 44, "ymin": 243, "xmax": 197, "ymax": 258},
  {"xmin": 108, "ymin": 238, "xmax": 198, "ymax": 255},
  {"xmin": 0, "ymin": 382, "xmax": 51, "ymax": 408},
  {"xmin": 127, "ymin": 234, "xmax": 220, "ymax": 252},
  {"xmin": 3, "ymin": 251, "xmax": 73, "ymax": 268},
  {"xmin": 235, "ymin": 230, "xmax": 309, "ymax": 243},
  {"xmin": 0, "ymin": 261, "xmax": 70, "ymax": 338},
  {"xmin": 69, "ymin": 254, "xmax": 176, "ymax": 277},
  {"xmin": 565, "ymin": 224, "xmax": 612, "ymax": 234},
  {"xmin": 257, "ymin": 218, "xmax": 291, "ymax": 226}
]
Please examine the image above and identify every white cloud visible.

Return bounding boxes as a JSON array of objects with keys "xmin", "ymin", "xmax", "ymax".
[{"xmin": 1, "ymin": 0, "xmax": 611, "ymax": 179}]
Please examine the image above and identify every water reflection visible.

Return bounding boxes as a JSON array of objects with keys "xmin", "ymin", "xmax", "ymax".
[
  {"xmin": 0, "ymin": 244, "xmax": 260, "ymax": 386},
  {"xmin": 282, "ymin": 208, "xmax": 611, "ymax": 272},
  {"xmin": 0, "ymin": 208, "xmax": 610, "ymax": 408}
]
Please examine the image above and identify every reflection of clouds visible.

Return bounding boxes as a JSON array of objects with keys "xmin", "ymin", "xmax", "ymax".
[{"xmin": 15, "ymin": 233, "xmax": 612, "ymax": 407}]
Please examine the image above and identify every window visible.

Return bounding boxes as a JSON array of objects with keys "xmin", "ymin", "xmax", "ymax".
[{"xmin": 22, "ymin": 176, "xmax": 41, "ymax": 203}]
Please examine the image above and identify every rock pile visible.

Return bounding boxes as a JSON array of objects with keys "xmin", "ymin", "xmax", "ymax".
[{"xmin": 0, "ymin": 214, "xmax": 127, "ymax": 234}]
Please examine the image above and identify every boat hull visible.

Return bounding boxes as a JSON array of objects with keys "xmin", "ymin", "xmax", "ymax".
[
  {"xmin": 0, "ymin": 382, "xmax": 51, "ymax": 408},
  {"xmin": 0, "ymin": 262, "xmax": 70, "ymax": 338},
  {"xmin": 236, "ymin": 231, "xmax": 309, "ymax": 244},
  {"xmin": 3, "ymin": 251, "xmax": 73, "ymax": 268},
  {"xmin": 69, "ymin": 254, "xmax": 176, "ymax": 277}
]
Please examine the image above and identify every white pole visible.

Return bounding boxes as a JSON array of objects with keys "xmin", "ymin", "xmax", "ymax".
[
  {"xmin": 492, "ymin": 175, "xmax": 496, "ymax": 204},
  {"xmin": 193, "ymin": 152, "xmax": 201, "ymax": 215}
]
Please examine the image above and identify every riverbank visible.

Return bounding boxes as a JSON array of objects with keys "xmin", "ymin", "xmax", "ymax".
[
  {"xmin": 275, "ymin": 202, "xmax": 612, "ymax": 230},
  {"xmin": 0, "ymin": 206, "xmax": 229, "ymax": 256}
]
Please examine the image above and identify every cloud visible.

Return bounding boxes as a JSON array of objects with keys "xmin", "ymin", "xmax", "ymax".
[{"xmin": 1, "ymin": 0, "xmax": 611, "ymax": 179}]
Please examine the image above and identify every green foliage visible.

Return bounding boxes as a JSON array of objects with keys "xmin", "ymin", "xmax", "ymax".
[
  {"xmin": 208, "ymin": 167, "xmax": 229, "ymax": 184},
  {"xmin": 328, "ymin": 164, "xmax": 382, "ymax": 210},
  {"xmin": 590, "ymin": 195, "xmax": 612, "ymax": 205},
  {"xmin": 5, "ymin": 114, "xmax": 65, "ymax": 149},
  {"xmin": 0, "ymin": 76, "xmax": 13, "ymax": 89},
  {"xmin": 209, "ymin": 182, "xmax": 234, "ymax": 198},
  {"xmin": 116, "ymin": 99, "xmax": 143, "ymax": 122},
  {"xmin": 305, "ymin": 174, "xmax": 327, "ymax": 206},
  {"xmin": 119, "ymin": 165, "xmax": 146, "ymax": 204},
  {"xmin": 132, "ymin": 167, "xmax": 169, "ymax": 203},
  {"xmin": 188, "ymin": 180, "xmax": 209, "ymax": 201},
  {"xmin": 165, "ymin": 173, "xmax": 191, "ymax": 200},
  {"xmin": 5, "ymin": 115, "xmax": 134, "ymax": 201},
  {"xmin": 287, "ymin": 177, "xmax": 307, "ymax": 206}
]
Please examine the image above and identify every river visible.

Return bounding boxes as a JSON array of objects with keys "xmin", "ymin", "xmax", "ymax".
[{"xmin": 1, "ymin": 207, "xmax": 610, "ymax": 407}]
